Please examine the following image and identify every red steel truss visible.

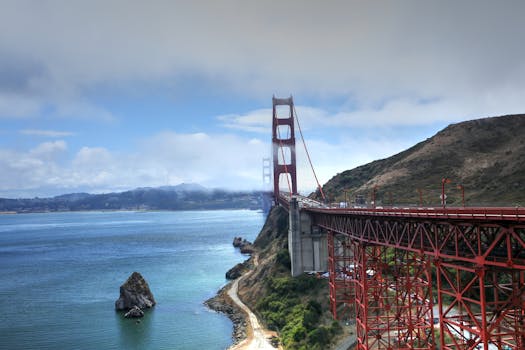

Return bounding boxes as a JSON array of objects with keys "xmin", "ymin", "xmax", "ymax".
[
  {"xmin": 328, "ymin": 231, "xmax": 355, "ymax": 320},
  {"xmin": 314, "ymin": 210, "xmax": 525, "ymax": 349},
  {"xmin": 350, "ymin": 241, "xmax": 434, "ymax": 349}
]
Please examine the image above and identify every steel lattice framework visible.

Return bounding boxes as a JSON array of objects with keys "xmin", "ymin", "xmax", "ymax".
[
  {"xmin": 269, "ymin": 95, "xmax": 525, "ymax": 349},
  {"xmin": 309, "ymin": 208, "xmax": 525, "ymax": 350}
]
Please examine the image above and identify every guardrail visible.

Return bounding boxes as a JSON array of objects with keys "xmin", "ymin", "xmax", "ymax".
[
  {"xmin": 276, "ymin": 193, "xmax": 525, "ymax": 222},
  {"xmin": 306, "ymin": 206, "xmax": 525, "ymax": 222}
]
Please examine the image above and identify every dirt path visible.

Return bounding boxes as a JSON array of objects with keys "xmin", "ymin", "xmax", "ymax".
[{"xmin": 227, "ymin": 255, "xmax": 281, "ymax": 350}]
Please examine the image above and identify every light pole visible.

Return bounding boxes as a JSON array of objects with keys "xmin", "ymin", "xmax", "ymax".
[
  {"xmin": 441, "ymin": 178, "xmax": 451, "ymax": 208},
  {"xmin": 343, "ymin": 189, "xmax": 349, "ymax": 208},
  {"xmin": 371, "ymin": 185, "xmax": 378, "ymax": 209},
  {"xmin": 457, "ymin": 184, "xmax": 465, "ymax": 207},
  {"xmin": 417, "ymin": 189, "xmax": 424, "ymax": 207}
]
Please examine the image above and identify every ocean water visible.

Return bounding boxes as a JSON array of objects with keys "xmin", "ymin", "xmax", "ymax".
[{"xmin": 0, "ymin": 210, "xmax": 265, "ymax": 350}]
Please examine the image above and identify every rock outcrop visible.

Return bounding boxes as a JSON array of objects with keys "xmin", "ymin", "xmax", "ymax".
[
  {"xmin": 205, "ymin": 286, "xmax": 248, "ymax": 345},
  {"xmin": 226, "ymin": 262, "xmax": 246, "ymax": 280},
  {"xmin": 124, "ymin": 305, "xmax": 145, "ymax": 318},
  {"xmin": 233, "ymin": 236, "xmax": 254, "ymax": 254},
  {"xmin": 115, "ymin": 272, "xmax": 156, "ymax": 311}
]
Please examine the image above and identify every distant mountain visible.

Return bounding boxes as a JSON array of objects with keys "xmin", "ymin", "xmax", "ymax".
[
  {"xmin": 316, "ymin": 114, "xmax": 525, "ymax": 207},
  {"xmin": 52, "ymin": 193, "xmax": 92, "ymax": 202},
  {"xmin": 0, "ymin": 184, "xmax": 270, "ymax": 213},
  {"xmin": 134, "ymin": 183, "xmax": 209, "ymax": 193}
]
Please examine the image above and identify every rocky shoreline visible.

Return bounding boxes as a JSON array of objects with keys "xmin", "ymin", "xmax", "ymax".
[
  {"xmin": 205, "ymin": 237, "xmax": 254, "ymax": 346},
  {"xmin": 205, "ymin": 283, "xmax": 249, "ymax": 346}
]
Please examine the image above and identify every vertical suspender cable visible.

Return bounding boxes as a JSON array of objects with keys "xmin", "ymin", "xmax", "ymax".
[{"xmin": 293, "ymin": 105, "xmax": 326, "ymax": 201}]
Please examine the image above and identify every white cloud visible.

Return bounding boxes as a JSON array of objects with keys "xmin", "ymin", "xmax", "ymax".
[
  {"xmin": 217, "ymin": 109, "xmax": 271, "ymax": 133},
  {"xmin": 20, "ymin": 129, "xmax": 75, "ymax": 137},
  {"xmin": 0, "ymin": 132, "xmax": 271, "ymax": 197},
  {"xmin": 293, "ymin": 136, "xmax": 414, "ymax": 194},
  {"xmin": 1, "ymin": 1, "xmax": 525, "ymax": 196},
  {"xmin": 1, "ymin": 1, "xmax": 524, "ymax": 122},
  {"xmin": 0, "ymin": 141, "xmax": 67, "ymax": 195},
  {"xmin": 29, "ymin": 140, "xmax": 67, "ymax": 159},
  {"xmin": 137, "ymin": 131, "xmax": 268, "ymax": 189},
  {"xmin": 0, "ymin": 94, "xmax": 42, "ymax": 118}
]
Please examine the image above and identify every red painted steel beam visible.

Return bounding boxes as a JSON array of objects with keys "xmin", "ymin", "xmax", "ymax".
[
  {"xmin": 309, "ymin": 213, "xmax": 525, "ymax": 270},
  {"xmin": 328, "ymin": 231, "xmax": 355, "ymax": 321},
  {"xmin": 306, "ymin": 206, "xmax": 525, "ymax": 223},
  {"xmin": 272, "ymin": 96, "xmax": 297, "ymax": 198}
]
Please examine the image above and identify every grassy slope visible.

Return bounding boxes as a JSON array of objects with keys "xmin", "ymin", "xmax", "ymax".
[
  {"xmin": 316, "ymin": 114, "xmax": 525, "ymax": 207},
  {"xmin": 237, "ymin": 206, "xmax": 348, "ymax": 350}
]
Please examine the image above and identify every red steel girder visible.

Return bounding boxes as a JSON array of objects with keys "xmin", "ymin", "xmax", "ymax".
[
  {"xmin": 311, "ymin": 210, "xmax": 525, "ymax": 349},
  {"xmin": 328, "ymin": 231, "xmax": 356, "ymax": 320},
  {"xmin": 310, "ymin": 213, "xmax": 525, "ymax": 270},
  {"xmin": 435, "ymin": 260, "xmax": 525, "ymax": 349},
  {"xmin": 354, "ymin": 244, "xmax": 435, "ymax": 349}
]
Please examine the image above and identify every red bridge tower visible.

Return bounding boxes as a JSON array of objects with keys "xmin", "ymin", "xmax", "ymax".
[{"xmin": 272, "ymin": 96, "xmax": 297, "ymax": 199}]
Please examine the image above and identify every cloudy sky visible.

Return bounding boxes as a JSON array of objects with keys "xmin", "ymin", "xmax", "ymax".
[{"xmin": 1, "ymin": 1, "xmax": 524, "ymax": 197}]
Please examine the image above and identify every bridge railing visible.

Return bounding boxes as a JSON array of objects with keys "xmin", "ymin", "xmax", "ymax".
[
  {"xmin": 276, "ymin": 191, "xmax": 525, "ymax": 221},
  {"xmin": 305, "ymin": 205, "xmax": 525, "ymax": 222},
  {"xmin": 276, "ymin": 192, "xmax": 329, "ymax": 211}
]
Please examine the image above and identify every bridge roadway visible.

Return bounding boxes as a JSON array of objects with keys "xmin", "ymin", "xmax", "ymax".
[
  {"xmin": 279, "ymin": 192, "xmax": 525, "ymax": 350},
  {"xmin": 282, "ymin": 193, "xmax": 525, "ymax": 268},
  {"xmin": 280, "ymin": 192, "xmax": 525, "ymax": 222}
]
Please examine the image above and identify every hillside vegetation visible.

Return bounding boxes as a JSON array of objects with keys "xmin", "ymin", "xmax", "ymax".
[
  {"xmin": 237, "ymin": 207, "xmax": 348, "ymax": 350},
  {"xmin": 316, "ymin": 114, "xmax": 525, "ymax": 207},
  {"xmin": 0, "ymin": 185, "xmax": 267, "ymax": 212}
]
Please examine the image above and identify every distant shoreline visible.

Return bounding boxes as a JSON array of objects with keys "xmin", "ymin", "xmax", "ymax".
[{"xmin": 0, "ymin": 208, "xmax": 263, "ymax": 215}]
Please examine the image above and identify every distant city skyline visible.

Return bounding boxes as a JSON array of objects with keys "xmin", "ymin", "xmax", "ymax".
[{"xmin": 1, "ymin": 1, "xmax": 524, "ymax": 197}]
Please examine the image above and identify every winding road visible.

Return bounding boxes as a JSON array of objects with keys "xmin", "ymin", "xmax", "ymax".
[{"xmin": 227, "ymin": 255, "xmax": 281, "ymax": 350}]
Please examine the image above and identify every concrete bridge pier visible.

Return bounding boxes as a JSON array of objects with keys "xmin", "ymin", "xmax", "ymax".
[{"xmin": 288, "ymin": 197, "xmax": 328, "ymax": 276}]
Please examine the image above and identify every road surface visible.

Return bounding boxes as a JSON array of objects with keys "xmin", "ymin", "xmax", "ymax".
[{"xmin": 227, "ymin": 255, "xmax": 281, "ymax": 350}]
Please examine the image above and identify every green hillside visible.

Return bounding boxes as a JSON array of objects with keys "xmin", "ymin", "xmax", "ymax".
[{"xmin": 315, "ymin": 114, "xmax": 525, "ymax": 207}]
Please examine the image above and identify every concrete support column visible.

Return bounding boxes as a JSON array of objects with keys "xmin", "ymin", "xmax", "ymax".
[
  {"xmin": 288, "ymin": 197, "xmax": 328, "ymax": 276},
  {"xmin": 288, "ymin": 197, "xmax": 303, "ymax": 276}
]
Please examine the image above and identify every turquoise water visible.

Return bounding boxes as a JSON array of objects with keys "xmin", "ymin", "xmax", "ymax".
[{"xmin": 0, "ymin": 210, "xmax": 265, "ymax": 350}]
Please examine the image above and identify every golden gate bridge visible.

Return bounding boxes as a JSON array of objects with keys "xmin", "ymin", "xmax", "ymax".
[{"xmin": 271, "ymin": 96, "xmax": 525, "ymax": 350}]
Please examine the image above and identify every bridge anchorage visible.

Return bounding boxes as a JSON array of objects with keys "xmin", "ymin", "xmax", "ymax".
[{"xmin": 270, "ymin": 96, "xmax": 525, "ymax": 350}]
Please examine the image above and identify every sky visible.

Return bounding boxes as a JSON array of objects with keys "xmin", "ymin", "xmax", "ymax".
[{"xmin": 1, "ymin": 1, "xmax": 524, "ymax": 198}]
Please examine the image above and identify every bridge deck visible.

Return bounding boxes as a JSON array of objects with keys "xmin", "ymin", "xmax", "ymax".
[
  {"xmin": 306, "ymin": 206, "xmax": 525, "ymax": 222},
  {"xmin": 279, "ymin": 193, "xmax": 525, "ymax": 222}
]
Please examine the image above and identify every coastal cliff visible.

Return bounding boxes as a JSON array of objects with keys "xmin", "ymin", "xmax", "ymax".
[{"xmin": 207, "ymin": 206, "xmax": 352, "ymax": 349}]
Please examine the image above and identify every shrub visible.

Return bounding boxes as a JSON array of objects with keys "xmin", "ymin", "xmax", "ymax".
[
  {"xmin": 307, "ymin": 326, "xmax": 330, "ymax": 346},
  {"xmin": 330, "ymin": 320, "xmax": 343, "ymax": 335},
  {"xmin": 276, "ymin": 249, "xmax": 291, "ymax": 269}
]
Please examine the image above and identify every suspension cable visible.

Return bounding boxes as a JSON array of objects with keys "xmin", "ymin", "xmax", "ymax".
[{"xmin": 293, "ymin": 104, "xmax": 326, "ymax": 201}]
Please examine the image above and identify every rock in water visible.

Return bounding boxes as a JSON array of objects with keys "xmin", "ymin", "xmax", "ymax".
[
  {"xmin": 124, "ymin": 305, "xmax": 144, "ymax": 318},
  {"xmin": 226, "ymin": 262, "xmax": 245, "ymax": 280},
  {"xmin": 232, "ymin": 237, "xmax": 244, "ymax": 248},
  {"xmin": 115, "ymin": 272, "xmax": 156, "ymax": 311},
  {"xmin": 232, "ymin": 236, "xmax": 254, "ymax": 254}
]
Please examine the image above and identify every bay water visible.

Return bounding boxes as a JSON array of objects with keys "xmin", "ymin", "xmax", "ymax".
[{"xmin": 0, "ymin": 210, "xmax": 265, "ymax": 350}]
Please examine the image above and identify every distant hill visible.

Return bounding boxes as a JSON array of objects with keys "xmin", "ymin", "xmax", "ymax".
[
  {"xmin": 0, "ymin": 184, "xmax": 269, "ymax": 213},
  {"xmin": 316, "ymin": 114, "xmax": 525, "ymax": 207}
]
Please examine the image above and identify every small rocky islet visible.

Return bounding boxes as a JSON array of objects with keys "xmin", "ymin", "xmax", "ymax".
[
  {"xmin": 232, "ymin": 236, "xmax": 255, "ymax": 254},
  {"xmin": 115, "ymin": 271, "xmax": 156, "ymax": 318}
]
